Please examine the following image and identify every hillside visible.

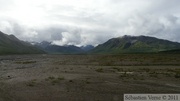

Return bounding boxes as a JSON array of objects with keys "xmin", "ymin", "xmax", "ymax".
[
  {"xmin": 91, "ymin": 35, "xmax": 180, "ymax": 54},
  {"xmin": 0, "ymin": 31, "xmax": 45, "ymax": 54},
  {"xmin": 159, "ymin": 49, "xmax": 180, "ymax": 53}
]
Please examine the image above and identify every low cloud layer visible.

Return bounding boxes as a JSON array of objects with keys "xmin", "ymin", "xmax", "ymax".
[{"xmin": 0, "ymin": 0, "xmax": 180, "ymax": 46}]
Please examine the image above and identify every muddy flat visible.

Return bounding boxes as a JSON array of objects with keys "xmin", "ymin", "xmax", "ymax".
[{"xmin": 0, "ymin": 54, "xmax": 180, "ymax": 101}]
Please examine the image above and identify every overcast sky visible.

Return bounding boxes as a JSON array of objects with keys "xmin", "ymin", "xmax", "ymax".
[{"xmin": 0, "ymin": 0, "xmax": 180, "ymax": 46}]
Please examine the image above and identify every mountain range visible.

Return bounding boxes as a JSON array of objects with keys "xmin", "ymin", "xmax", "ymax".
[
  {"xmin": 0, "ymin": 31, "xmax": 44, "ymax": 54},
  {"xmin": 34, "ymin": 41, "xmax": 94, "ymax": 54},
  {"xmin": 1, "ymin": 31, "xmax": 180, "ymax": 54}
]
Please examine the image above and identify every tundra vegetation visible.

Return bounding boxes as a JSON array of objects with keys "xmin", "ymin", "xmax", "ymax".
[{"xmin": 0, "ymin": 54, "xmax": 180, "ymax": 101}]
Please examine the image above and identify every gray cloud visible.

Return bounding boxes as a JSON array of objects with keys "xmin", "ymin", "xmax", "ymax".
[{"xmin": 0, "ymin": 0, "xmax": 180, "ymax": 46}]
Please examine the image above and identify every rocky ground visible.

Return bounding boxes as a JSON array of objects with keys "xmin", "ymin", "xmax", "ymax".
[{"xmin": 0, "ymin": 54, "xmax": 180, "ymax": 101}]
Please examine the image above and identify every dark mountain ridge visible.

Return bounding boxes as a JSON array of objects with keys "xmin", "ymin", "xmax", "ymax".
[
  {"xmin": 0, "ymin": 31, "xmax": 45, "ymax": 54},
  {"xmin": 80, "ymin": 45, "xmax": 94, "ymax": 51}
]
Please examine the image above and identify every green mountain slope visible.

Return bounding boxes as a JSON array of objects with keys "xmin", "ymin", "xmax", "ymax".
[
  {"xmin": 0, "ymin": 31, "xmax": 45, "ymax": 54},
  {"xmin": 91, "ymin": 35, "xmax": 180, "ymax": 54},
  {"xmin": 159, "ymin": 49, "xmax": 180, "ymax": 53}
]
